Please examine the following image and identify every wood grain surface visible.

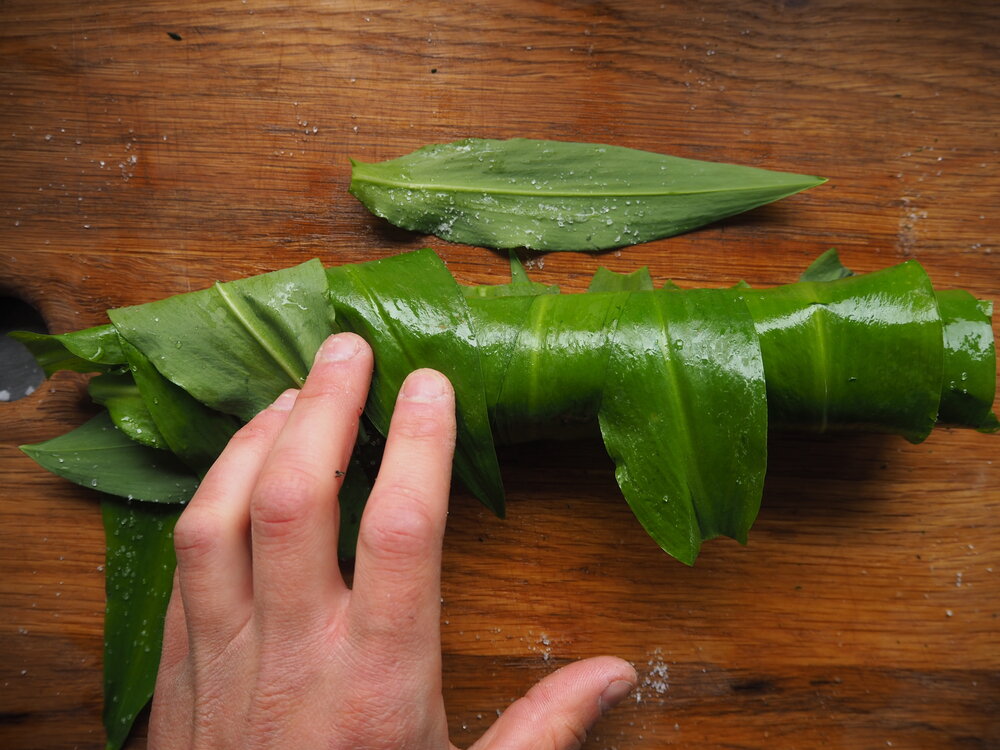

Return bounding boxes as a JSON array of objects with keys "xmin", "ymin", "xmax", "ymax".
[{"xmin": 1, "ymin": 1, "xmax": 998, "ymax": 748}]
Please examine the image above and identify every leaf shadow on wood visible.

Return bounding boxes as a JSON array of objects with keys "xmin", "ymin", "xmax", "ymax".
[
  {"xmin": 758, "ymin": 431, "xmax": 899, "ymax": 528},
  {"xmin": 482, "ymin": 429, "xmax": 902, "ymax": 558},
  {"xmin": 364, "ymin": 214, "xmax": 432, "ymax": 248},
  {"xmin": 374, "ymin": 426, "xmax": 926, "ymax": 610},
  {"xmin": 447, "ymin": 427, "xmax": 954, "ymax": 569}
]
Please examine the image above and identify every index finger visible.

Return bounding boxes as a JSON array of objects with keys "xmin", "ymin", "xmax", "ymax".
[{"xmin": 349, "ymin": 369, "xmax": 456, "ymax": 654}]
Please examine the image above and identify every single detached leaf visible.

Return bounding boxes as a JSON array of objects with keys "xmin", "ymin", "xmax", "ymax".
[
  {"xmin": 109, "ymin": 259, "xmax": 334, "ymax": 422},
  {"xmin": 101, "ymin": 498, "xmax": 180, "ymax": 750},
  {"xmin": 21, "ymin": 412, "xmax": 199, "ymax": 503},
  {"xmin": 350, "ymin": 138, "xmax": 826, "ymax": 252}
]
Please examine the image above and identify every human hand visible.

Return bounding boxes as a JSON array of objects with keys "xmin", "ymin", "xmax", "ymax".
[{"xmin": 149, "ymin": 332, "xmax": 636, "ymax": 749}]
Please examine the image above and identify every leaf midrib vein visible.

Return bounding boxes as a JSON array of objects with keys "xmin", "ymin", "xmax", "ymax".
[
  {"xmin": 354, "ymin": 174, "xmax": 818, "ymax": 199},
  {"xmin": 655, "ymin": 299, "xmax": 709, "ymax": 546},
  {"xmin": 213, "ymin": 282, "xmax": 304, "ymax": 387}
]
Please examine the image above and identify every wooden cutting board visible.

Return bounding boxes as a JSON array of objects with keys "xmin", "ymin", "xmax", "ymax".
[{"xmin": 1, "ymin": 1, "xmax": 998, "ymax": 748}]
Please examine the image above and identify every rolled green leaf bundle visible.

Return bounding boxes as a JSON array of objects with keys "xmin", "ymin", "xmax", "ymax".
[
  {"xmin": 13, "ymin": 249, "xmax": 997, "ymax": 748},
  {"xmin": 17, "ymin": 249, "xmax": 998, "ymax": 557},
  {"xmin": 350, "ymin": 138, "xmax": 826, "ymax": 251},
  {"xmin": 468, "ymin": 255, "xmax": 996, "ymax": 444}
]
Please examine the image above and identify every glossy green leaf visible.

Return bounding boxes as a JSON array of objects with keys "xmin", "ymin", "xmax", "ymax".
[
  {"xmin": 463, "ymin": 253, "xmax": 559, "ymax": 299},
  {"xmin": 935, "ymin": 290, "xmax": 998, "ymax": 431},
  {"xmin": 488, "ymin": 291, "xmax": 629, "ymax": 445},
  {"xmin": 119, "ymin": 338, "xmax": 239, "ymax": 474},
  {"xmin": 16, "ymin": 239, "xmax": 998, "ymax": 750},
  {"xmin": 21, "ymin": 412, "xmax": 199, "ymax": 503},
  {"xmin": 10, "ymin": 324, "xmax": 125, "ymax": 376},
  {"xmin": 587, "ymin": 266, "xmax": 655, "ymax": 292},
  {"xmin": 598, "ymin": 290, "xmax": 767, "ymax": 564},
  {"xmin": 463, "ymin": 255, "xmax": 561, "ymax": 417},
  {"xmin": 465, "ymin": 293, "xmax": 541, "ymax": 420},
  {"xmin": 799, "ymin": 248, "xmax": 854, "ymax": 282},
  {"xmin": 739, "ymin": 261, "xmax": 942, "ymax": 442},
  {"xmin": 101, "ymin": 498, "xmax": 180, "ymax": 750},
  {"xmin": 351, "ymin": 138, "xmax": 826, "ymax": 251},
  {"xmin": 88, "ymin": 372, "xmax": 168, "ymax": 450},
  {"xmin": 327, "ymin": 249, "xmax": 505, "ymax": 515},
  {"xmin": 109, "ymin": 259, "xmax": 334, "ymax": 421}
]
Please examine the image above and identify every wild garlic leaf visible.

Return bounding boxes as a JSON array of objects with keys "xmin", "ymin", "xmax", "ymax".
[
  {"xmin": 10, "ymin": 324, "xmax": 125, "ymax": 376},
  {"xmin": 487, "ymin": 290, "xmax": 629, "ymax": 446},
  {"xmin": 587, "ymin": 266, "xmax": 655, "ymax": 292},
  {"xmin": 799, "ymin": 248, "xmax": 854, "ymax": 282},
  {"xmin": 463, "ymin": 253, "xmax": 559, "ymax": 298},
  {"xmin": 597, "ymin": 290, "xmax": 768, "ymax": 564},
  {"xmin": 101, "ymin": 498, "xmax": 180, "ymax": 750},
  {"xmin": 21, "ymin": 412, "xmax": 198, "ymax": 503},
  {"xmin": 118, "ymin": 338, "xmax": 239, "ymax": 475},
  {"xmin": 109, "ymin": 259, "xmax": 333, "ymax": 422},
  {"xmin": 88, "ymin": 372, "xmax": 169, "ymax": 450},
  {"xmin": 350, "ymin": 138, "xmax": 826, "ymax": 252},
  {"xmin": 936, "ymin": 290, "xmax": 999, "ymax": 432},
  {"xmin": 327, "ymin": 249, "xmax": 505, "ymax": 516},
  {"xmin": 739, "ymin": 261, "xmax": 943, "ymax": 443}
]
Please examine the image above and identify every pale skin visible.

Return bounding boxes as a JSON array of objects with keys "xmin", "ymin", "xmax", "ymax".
[{"xmin": 149, "ymin": 332, "xmax": 636, "ymax": 750}]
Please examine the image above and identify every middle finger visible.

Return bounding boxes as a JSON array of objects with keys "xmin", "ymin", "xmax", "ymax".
[{"xmin": 250, "ymin": 333, "xmax": 373, "ymax": 636}]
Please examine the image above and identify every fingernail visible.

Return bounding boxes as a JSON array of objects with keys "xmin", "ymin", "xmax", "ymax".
[
  {"xmin": 319, "ymin": 334, "xmax": 360, "ymax": 363},
  {"xmin": 400, "ymin": 369, "xmax": 449, "ymax": 402},
  {"xmin": 599, "ymin": 679, "xmax": 635, "ymax": 714},
  {"xmin": 270, "ymin": 389, "xmax": 298, "ymax": 411}
]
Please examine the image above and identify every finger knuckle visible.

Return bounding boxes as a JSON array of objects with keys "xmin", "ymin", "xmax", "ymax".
[
  {"xmin": 230, "ymin": 411, "xmax": 280, "ymax": 444},
  {"xmin": 360, "ymin": 494, "xmax": 437, "ymax": 562},
  {"xmin": 250, "ymin": 467, "xmax": 318, "ymax": 536},
  {"xmin": 173, "ymin": 507, "xmax": 223, "ymax": 561},
  {"xmin": 552, "ymin": 718, "xmax": 589, "ymax": 750},
  {"xmin": 393, "ymin": 401, "xmax": 454, "ymax": 442},
  {"xmin": 294, "ymin": 384, "xmax": 352, "ymax": 411}
]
